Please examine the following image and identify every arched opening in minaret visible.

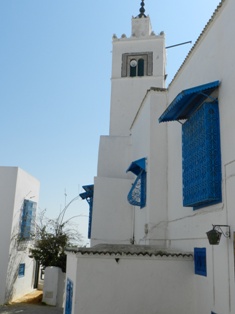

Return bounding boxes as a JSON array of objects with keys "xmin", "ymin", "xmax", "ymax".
[
  {"xmin": 122, "ymin": 52, "xmax": 153, "ymax": 78},
  {"xmin": 138, "ymin": 58, "xmax": 144, "ymax": 76},
  {"xmin": 130, "ymin": 62, "xmax": 137, "ymax": 77}
]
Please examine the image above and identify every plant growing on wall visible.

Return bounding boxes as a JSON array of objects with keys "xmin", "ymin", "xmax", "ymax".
[{"xmin": 29, "ymin": 195, "xmax": 82, "ymax": 273}]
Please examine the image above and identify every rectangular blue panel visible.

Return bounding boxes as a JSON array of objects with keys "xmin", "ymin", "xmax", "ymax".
[
  {"xmin": 65, "ymin": 278, "xmax": 73, "ymax": 314},
  {"xmin": 18, "ymin": 263, "xmax": 25, "ymax": 277},
  {"xmin": 182, "ymin": 102, "xmax": 221, "ymax": 209},
  {"xmin": 194, "ymin": 248, "xmax": 207, "ymax": 276}
]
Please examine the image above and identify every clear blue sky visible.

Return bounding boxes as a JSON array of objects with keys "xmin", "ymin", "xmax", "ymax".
[{"xmin": 0, "ymin": 0, "xmax": 221, "ymax": 244}]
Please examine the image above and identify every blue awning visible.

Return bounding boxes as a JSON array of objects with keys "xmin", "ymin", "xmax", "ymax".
[
  {"xmin": 79, "ymin": 185, "xmax": 94, "ymax": 199},
  {"xmin": 158, "ymin": 80, "xmax": 220, "ymax": 123},
  {"xmin": 126, "ymin": 158, "xmax": 146, "ymax": 176}
]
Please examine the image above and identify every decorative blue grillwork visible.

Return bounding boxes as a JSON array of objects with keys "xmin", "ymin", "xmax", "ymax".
[
  {"xmin": 194, "ymin": 248, "xmax": 207, "ymax": 276},
  {"xmin": 20, "ymin": 199, "xmax": 37, "ymax": 240},
  {"xmin": 65, "ymin": 278, "xmax": 73, "ymax": 314},
  {"xmin": 127, "ymin": 158, "xmax": 146, "ymax": 208},
  {"xmin": 182, "ymin": 102, "xmax": 221, "ymax": 209},
  {"xmin": 79, "ymin": 185, "xmax": 94, "ymax": 239}
]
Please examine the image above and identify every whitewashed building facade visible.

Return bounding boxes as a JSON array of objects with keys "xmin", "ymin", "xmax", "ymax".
[
  {"xmin": 0, "ymin": 167, "xmax": 40, "ymax": 304},
  {"xmin": 66, "ymin": 1, "xmax": 235, "ymax": 313}
]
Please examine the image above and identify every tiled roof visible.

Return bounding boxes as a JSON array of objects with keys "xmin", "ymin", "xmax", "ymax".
[
  {"xmin": 169, "ymin": 0, "xmax": 226, "ymax": 86},
  {"xmin": 66, "ymin": 244, "xmax": 193, "ymax": 258}
]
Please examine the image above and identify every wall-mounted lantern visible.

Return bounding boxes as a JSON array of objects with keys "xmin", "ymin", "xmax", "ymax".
[{"xmin": 206, "ymin": 225, "xmax": 230, "ymax": 245}]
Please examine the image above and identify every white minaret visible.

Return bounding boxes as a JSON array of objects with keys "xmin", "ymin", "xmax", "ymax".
[
  {"xmin": 109, "ymin": 0, "xmax": 166, "ymax": 136},
  {"xmin": 91, "ymin": 1, "xmax": 167, "ymax": 246}
]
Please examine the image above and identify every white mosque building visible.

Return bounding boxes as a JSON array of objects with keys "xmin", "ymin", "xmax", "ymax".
[{"xmin": 66, "ymin": 1, "xmax": 235, "ymax": 313}]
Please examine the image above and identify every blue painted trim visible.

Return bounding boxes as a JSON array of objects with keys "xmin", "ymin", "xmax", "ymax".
[
  {"xmin": 159, "ymin": 80, "xmax": 220, "ymax": 122},
  {"xmin": 80, "ymin": 185, "xmax": 94, "ymax": 239},
  {"xmin": 126, "ymin": 157, "xmax": 146, "ymax": 176},
  {"xmin": 194, "ymin": 248, "xmax": 207, "ymax": 277},
  {"xmin": 65, "ymin": 278, "xmax": 73, "ymax": 314}
]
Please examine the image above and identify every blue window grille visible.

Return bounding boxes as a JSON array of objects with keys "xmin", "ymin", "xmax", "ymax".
[
  {"xmin": 65, "ymin": 278, "xmax": 73, "ymax": 314},
  {"xmin": 20, "ymin": 199, "xmax": 37, "ymax": 240},
  {"xmin": 18, "ymin": 263, "xmax": 25, "ymax": 277},
  {"xmin": 194, "ymin": 248, "xmax": 207, "ymax": 276},
  {"xmin": 127, "ymin": 158, "xmax": 146, "ymax": 208},
  {"xmin": 182, "ymin": 102, "xmax": 221, "ymax": 209},
  {"xmin": 79, "ymin": 185, "xmax": 94, "ymax": 239}
]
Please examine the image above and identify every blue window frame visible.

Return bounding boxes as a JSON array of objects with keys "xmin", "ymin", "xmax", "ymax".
[
  {"xmin": 18, "ymin": 263, "xmax": 25, "ymax": 277},
  {"xmin": 159, "ymin": 81, "xmax": 221, "ymax": 210},
  {"xmin": 194, "ymin": 248, "xmax": 207, "ymax": 276},
  {"xmin": 182, "ymin": 102, "xmax": 221, "ymax": 209},
  {"xmin": 127, "ymin": 158, "xmax": 146, "ymax": 208},
  {"xmin": 79, "ymin": 185, "xmax": 94, "ymax": 239},
  {"xmin": 65, "ymin": 278, "xmax": 73, "ymax": 314},
  {"xmin": 20, "ymin": 199, "xmax": 37, "ymax": 240}
]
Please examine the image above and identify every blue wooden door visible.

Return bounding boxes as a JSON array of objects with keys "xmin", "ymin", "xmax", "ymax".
[{"xmin": 65, "ymin": 278, "xmax": 73, "ymax": 314}]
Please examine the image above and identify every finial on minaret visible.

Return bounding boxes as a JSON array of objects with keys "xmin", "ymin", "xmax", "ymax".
[{"xmin": 138, "ymin": 0, "xmax": 146, "ymax": 18}]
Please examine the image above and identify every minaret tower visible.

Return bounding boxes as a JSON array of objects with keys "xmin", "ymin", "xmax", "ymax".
[{"xmin": 109, "ymin": 0, "xmax": 166, "ymax": 136}]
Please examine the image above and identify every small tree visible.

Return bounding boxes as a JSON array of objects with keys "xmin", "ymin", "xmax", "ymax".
[{"xmin": 29, "ymin": 195, "xmax": 82, "ymax": 272}]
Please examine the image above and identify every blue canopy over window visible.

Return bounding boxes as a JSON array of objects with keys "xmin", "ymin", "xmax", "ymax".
[
  {"xmin": 159, "ymin": 80, "xmax": 220, "ymax": 123},
  {"xmin": 126, "ymin": 158, "xmax": 146, "ymax": 176},
  {"xmin": 79, "ymin": 185, "xmax": 94, "ymax": 200}
]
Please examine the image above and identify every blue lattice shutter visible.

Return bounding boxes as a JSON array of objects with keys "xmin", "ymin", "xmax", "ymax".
[
  {"xmin": 194, "ymin": 248, "xmax": 207, "ymax": 276},
  {"xmin": 127, "ymin": 158, "xmax": 146, "ymax": 208},
  {"xmin": 182, "ymin": 102, "xmax": 221, "ymax": 209},
  {"xmin": 128, "ymin": 170, "xmax": 146, "ymax": 208},
  {"xmin": 20, "ymin": 200, "xmax": 37, "ymax": 240},
  {"xmin": 65, "ymin": 278, "xmax": 73, "ymax": 314}
]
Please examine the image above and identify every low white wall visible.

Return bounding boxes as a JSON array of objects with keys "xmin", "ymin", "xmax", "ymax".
[
  {"xmin": 43, "ymin": 267, "xmax": 65, "ymax": 307},
  {"xmin": 68, "ymin": 253, "xmax": 194, "ymax": 314}
]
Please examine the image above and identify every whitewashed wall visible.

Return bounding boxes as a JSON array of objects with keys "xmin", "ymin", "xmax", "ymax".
[
  {"xmin": 0, "ymin": 167, "xmax": 40, "ymax": 304},
  {"xmin": 130, "ymin": 90, "xmax": 168, "ymax": 246},
  {"xmin": 0, "ymin": 167, "xmax": 17, "ymax": 304},
  {"xmin": 162, "ymin": 0, "xmax": 235, "ymax": 313},
  {"xmin": 91, "ymin": 176, "xmax": 134, "ymax": 246},
  {"xmin": 110, "ymin": 17, "xmax": 166, "ymax": 136},
  {"xmin": 67, "ymin": 253, "xmax": 194, "ymax": 314}
]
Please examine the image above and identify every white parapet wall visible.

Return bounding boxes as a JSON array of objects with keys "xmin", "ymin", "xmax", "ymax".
[{"xmin": 43, "ymin": 267, "xmax": 65, "ymax": 307}]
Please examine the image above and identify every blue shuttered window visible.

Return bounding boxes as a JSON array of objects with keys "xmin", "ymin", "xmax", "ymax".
[
  {"xmin": 18, "ymin": 263, "xmax": 25, "ymax": 277},
  {"xmin": 127, "ymin": 158, "xmax": 146, "ymax": 208},
  {"xmin": 182, "ymin": 102, "xmax": 221, "ymax": 209},
  {"xmin": 194, "ymin": 248, "xmax": 207, "ymax": 276},
  {"xmin": 20, "ymin": 199, "xmax": 37, "ymax": 240},
  {"xmin": 79, "ymin": 185, "xmax": 94, "ymax": 239},
  {"xmin": 65, "ymin": 278, "xmax": 73, "ymax": 314}
]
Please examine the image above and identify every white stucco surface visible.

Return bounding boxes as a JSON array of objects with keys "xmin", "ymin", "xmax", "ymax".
[
  {"xmin": 0, "ymin": 167, "xmax": 40, "ymax": 304},
  {"xmin": 71, "ymin": 1, "xmax": 235, "ymax": 313},
  {"xmin": 66, "ymin": 251, "xmax": 194, "ymax": 314}
]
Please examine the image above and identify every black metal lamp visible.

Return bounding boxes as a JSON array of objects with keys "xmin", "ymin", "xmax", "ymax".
[{"xmin": 206, "ymin": 225, "xmax": 230, "ymax": 245}]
